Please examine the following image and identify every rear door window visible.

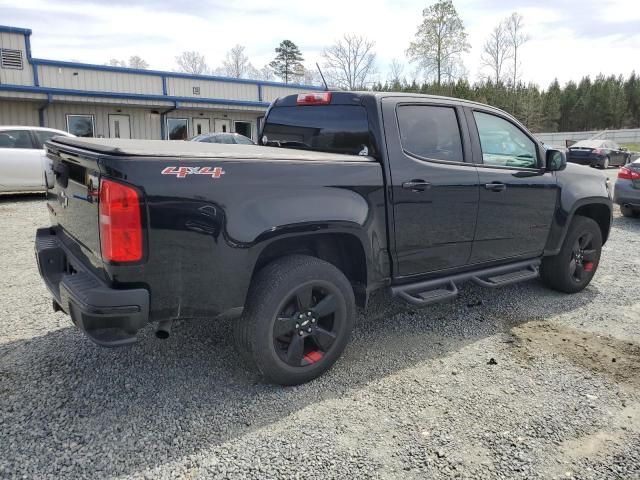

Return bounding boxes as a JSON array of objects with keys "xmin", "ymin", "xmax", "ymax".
[
  {"xmin": 262, "ymin": 105, "xmax": 372, "ymax": 156},
  {"xmin": 0, "ymin": 130, "xmax": 35, "ymax": 149},
  {"xmin": 396, "ymin": 105, "xmax": 464, "ymax": 162}
]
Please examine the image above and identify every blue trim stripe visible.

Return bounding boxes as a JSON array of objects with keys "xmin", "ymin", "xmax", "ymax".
[
  {"xmin": 0, "ymin": 25, "xmax": 32, "ymax": 35},
  {"xmin": 31, "ymin": 58, "xmax": 325, "ymax": 91},
  {"xmin": 0, "ymin": 84, "xmax": 270, "ymax": 108}
]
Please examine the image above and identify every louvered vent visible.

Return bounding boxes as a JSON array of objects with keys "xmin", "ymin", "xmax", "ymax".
[{"xmin": 1, "ymin": 49, "xmax": 24, "ymax": 69}]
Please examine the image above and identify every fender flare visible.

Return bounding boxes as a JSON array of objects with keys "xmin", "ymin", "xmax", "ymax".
[{"xmin": 544, "ymin": 196, "xmax": 612, "ymax": 256}]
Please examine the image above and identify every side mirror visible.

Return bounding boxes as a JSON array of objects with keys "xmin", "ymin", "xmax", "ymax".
[{"xmin": 546, "ymin": 149, "xmax": 567, "ymax": 172}]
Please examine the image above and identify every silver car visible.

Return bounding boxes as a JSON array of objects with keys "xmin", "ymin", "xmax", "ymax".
[
  {"xmin": 613, "ymin": 158, "xmax": 640, "ymax": 217},
  {"xmin": 0, "ymin": 126, "xmax": 74, "ymax": 194}
]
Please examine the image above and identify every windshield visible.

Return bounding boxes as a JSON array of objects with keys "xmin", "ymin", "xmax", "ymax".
[{"xmin": 261, "ymin": 105, "xmax": 373, "ymax": 156}]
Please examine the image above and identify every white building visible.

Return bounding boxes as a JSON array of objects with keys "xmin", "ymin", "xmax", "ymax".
[{"xmin": 0, "ymin": 25, "xmax": 322, "ymax": 141}]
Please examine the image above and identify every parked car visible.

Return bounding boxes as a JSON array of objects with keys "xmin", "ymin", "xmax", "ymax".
[
  {"xmin": 567, "ymin": 139, "xmax": 628, "ymax": 169},
  {"xmin": 190, "ymin": 132, "xmax": 255, "ymax": 145},
  {"xmin": 613, "ymin": 158, "xmax": 640, "ymax": 217},
  {"xmin": 0, "ymin": 126, "xmax": 74, "ymax": 193},
  {"xmin": 36, "ymin": 92, "xmax": 612, "ymax": 385}
]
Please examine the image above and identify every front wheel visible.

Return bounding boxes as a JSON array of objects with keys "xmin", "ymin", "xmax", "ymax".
[
  {"xmin": 540, "ymin": 216, "xmax": 602, "ymax": 293},
  {"xmin": 234, "ymin": 255, "xmax": 355, "ymax": 385},
  {"xmin": 601, "ymin": 157, "xmax": 610, "ymax": 169}
]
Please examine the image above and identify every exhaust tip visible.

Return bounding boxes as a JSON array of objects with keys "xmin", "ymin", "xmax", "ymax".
[
  {"xmin": 155, "ymin": 329, "xmax": 170, "ymax": 340},
  {"xmin": 154, "ymin": 320, "xmax": 172, "ymax": 340}
]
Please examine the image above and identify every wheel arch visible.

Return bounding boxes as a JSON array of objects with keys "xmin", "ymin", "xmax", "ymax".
[
  {"xmin": 573, "ymin": 202, "xmax": 612, "ymax": 245},
  {"xmin": 252, "ymin": 230, "xmax": 371, "ymax": 307},
  {"xmin": 545, "ymin": 197, "xmax": 612, "ymax": 255}
]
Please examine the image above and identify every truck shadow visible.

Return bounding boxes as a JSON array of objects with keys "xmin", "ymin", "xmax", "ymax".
[{"xmin": 0, "ymin": 278, "xmax": 607, "ymax": 478}]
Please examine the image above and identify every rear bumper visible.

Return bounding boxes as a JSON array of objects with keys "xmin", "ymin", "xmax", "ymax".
[
  {"xmin": 613, "ymin": 180, "xmax": 640, "ymax": 207},
  {"xmin": 568, "ymin": 156, "xmax": 599, "ymax": 166},
  {"xmin": 35, "ymin": 227, "xmax": 149, "ymax": 347}
]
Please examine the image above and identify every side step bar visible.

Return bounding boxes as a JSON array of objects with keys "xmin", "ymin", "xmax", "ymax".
[{"xmin": 391, "ymin": 259, "xmax": 541, "ymax": 307}]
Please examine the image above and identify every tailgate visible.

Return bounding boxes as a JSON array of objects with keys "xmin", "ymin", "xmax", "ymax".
[{"xmin": 45, "ymin": 141, "xmax": 103, "ymax": 268}]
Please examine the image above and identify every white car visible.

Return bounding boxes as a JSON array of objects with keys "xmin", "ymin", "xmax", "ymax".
[{"xmin": 0, "ymin": 126, "xmax": 74, "ymax": 194}]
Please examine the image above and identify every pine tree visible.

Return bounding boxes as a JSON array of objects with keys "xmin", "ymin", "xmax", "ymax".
[
  {"xmin": 269, "ymin": 40, "xmax": 304, "ymax": 84},
  {"xmin": 542, "ymin": 79, "xmax": 561, "ymax": 132}
]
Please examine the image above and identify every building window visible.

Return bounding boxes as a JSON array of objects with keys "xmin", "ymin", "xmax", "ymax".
[
  {"xmin": 234, "ymin": 121, "xmax": 252, "ymax": 141},
  {"xmin": 193, "ymin": 86, "xmax": 201, "ymax": 95},
  {"xmin": 167, "ymin": 118, "xmax": 189, "ymax": 140},
  {"xmin": 0, "ymin": 49, "xmax": 23, "ymax": 69},
  {"xmin": 66, "ymin": 114, "xmax": 95, "ymax": 137}
]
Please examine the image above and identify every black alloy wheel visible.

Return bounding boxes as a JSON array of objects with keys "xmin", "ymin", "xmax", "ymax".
[
  {"xmin": 234, "ymin": 255, "xmax": 355, "ymax": 385},
  {"xmin": 273, "ymin": 282, "xmax": 343, "ymax": 367},
  {"xmin": 540, "ymin": 215, "xmax": 602, "ymax": 294},
  {"xmin": 569, "ymin": 232, "xmax": 597, "ymax": 283}
]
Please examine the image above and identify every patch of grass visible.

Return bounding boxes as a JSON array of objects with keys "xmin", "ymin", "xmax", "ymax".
[{"xmin": 621, "ymin": 143, "xmax": 640, "ymax": 152}]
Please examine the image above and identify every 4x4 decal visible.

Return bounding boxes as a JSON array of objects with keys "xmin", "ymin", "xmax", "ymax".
[{"xmin": 161, "ymin": 166, "xmax": 225, "ymax": 179}]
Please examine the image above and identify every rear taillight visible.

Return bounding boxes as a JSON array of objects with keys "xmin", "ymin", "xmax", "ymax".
[
  {"xmin": 297, "ymin": 92, "xmax": 332, "ymax": 105},
  {"xmin": 99, "ymin": 179, "xmax": 143, "ymax": 263},
  {"xmin": 618, "ymin": 166, "xmax": 640, "ymax": 180}
]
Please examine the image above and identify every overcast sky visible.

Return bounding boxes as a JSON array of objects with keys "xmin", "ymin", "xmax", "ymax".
[{"xmin": 1, "ymin": 0, "xmax": 638, "ymax": 88}]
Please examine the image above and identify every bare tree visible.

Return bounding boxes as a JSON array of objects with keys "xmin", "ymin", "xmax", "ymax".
[
  {"xmin": 407, "ymin": 0, "xmax": 470, "ymax": 85},
  {"xmin": 257, "ymin": 65, "xmax": 275, "ymax": 81},
  {"xmin": 175, "ymin": 51, "xmax": 208, "ymax": 75},
  {"xmin": 480, "ymin": 22, "xmax": 510, "ymax": 84},
  {"xmin": 302, "ymin": 67, "xmax": 322, "ymax": 86},
  {"xmin": 222, "ymin": 44, "xmax": 252, "ymax": 78},
  {"xmin": 107, "ymin": 58, "xmax": 126, "ymax": 67},
  {"xmin": 388, "ymin": 58, "xmax": 405, "ymax": 86},
  {"xmin": 505, "ymin": 12, "xmax": 529, "ymax": 87},
  {"xmin": 107, "ymin": 57, "xmax": 149, "ymax": 69},
  {"xmin": 322, "ymin": 34, "xmax": 377, "ymax": 90},
  {"xmin": 128, "ymin": 56, "xmax": 149, "ymax": 69}
]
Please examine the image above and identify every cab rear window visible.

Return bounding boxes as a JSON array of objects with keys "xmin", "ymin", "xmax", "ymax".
[{"xmin": 261, "ymin": 105, "xmax": 372, "ymax": 156}]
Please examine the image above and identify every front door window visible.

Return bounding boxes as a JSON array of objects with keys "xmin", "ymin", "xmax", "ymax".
[{"xmin": 473, "ymin": 111, "xmax": 538, "ymax": 169}]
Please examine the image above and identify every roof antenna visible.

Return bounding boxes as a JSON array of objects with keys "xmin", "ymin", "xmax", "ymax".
[{"xmin": 316, "ymin": 62, "xmax": 329, "ymax": 91}]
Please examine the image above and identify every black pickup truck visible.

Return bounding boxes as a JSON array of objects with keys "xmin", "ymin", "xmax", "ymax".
[{"xmin": 36, "ymin": 92, "xmax": 612, "ymax": 385}]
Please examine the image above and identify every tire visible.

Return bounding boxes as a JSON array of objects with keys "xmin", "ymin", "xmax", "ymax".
[
  {"xmin": 540, "ymin": 215, "xmax": 602, "ymax": 294},
  {"xmin": 601, "ymin": 157, "xmax": 610, "ymax": 169},
  {"xmin": 621, "ymin": 205, "xmax": 639, "ymax": 218},
  {"xmin": 234, "ymin": 255, "xmax": 355, "ymax": 385}
]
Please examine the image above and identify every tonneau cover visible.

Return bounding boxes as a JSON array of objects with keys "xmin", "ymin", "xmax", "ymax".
[{"xmin": 48, "ymin": 137, "xmax": 374, "ymax": 162}]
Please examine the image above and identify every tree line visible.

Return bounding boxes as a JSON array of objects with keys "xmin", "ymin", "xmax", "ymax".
[
  {"xmin": 374, "ymin": 74, "xmax": 640, "ymax": 134},
  {"xmin": 103, "ymin": 0, "xmax": 640, "ymax": 133}
]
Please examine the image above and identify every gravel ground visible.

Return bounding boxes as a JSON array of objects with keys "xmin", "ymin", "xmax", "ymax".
[{"xmin": 1, "ymin": 181, "xmax": 639, "ymax": 479}]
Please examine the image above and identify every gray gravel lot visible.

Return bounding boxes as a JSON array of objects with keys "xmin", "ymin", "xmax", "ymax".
[{"xmin": 1, "ymin": 177, "xmax": 639, "ymax": 479}]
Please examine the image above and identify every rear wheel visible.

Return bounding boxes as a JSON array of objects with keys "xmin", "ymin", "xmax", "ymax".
[
  {"xmin": 234, "ymin": 255, "xmax": 355, "ymax": 385},
  {"xmin": 601, "ymin": 156, "xmax": 610, "ymax": 169},
  {"xmin": 540, "ymin": 216, "xmax": 602, "ymax": 293},
  {"xmin": 621, "ymin": 205, "xmax": 639, "ymax": 218}
]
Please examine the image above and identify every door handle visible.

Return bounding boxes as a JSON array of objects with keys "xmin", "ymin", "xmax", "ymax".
[
  {"xmin": 402, "ymin": 180, "xmax": 431, "ymax": 191},
  {"xmin": 485, "ymin": 182, "xmax": 506, "ymax": 192}
]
